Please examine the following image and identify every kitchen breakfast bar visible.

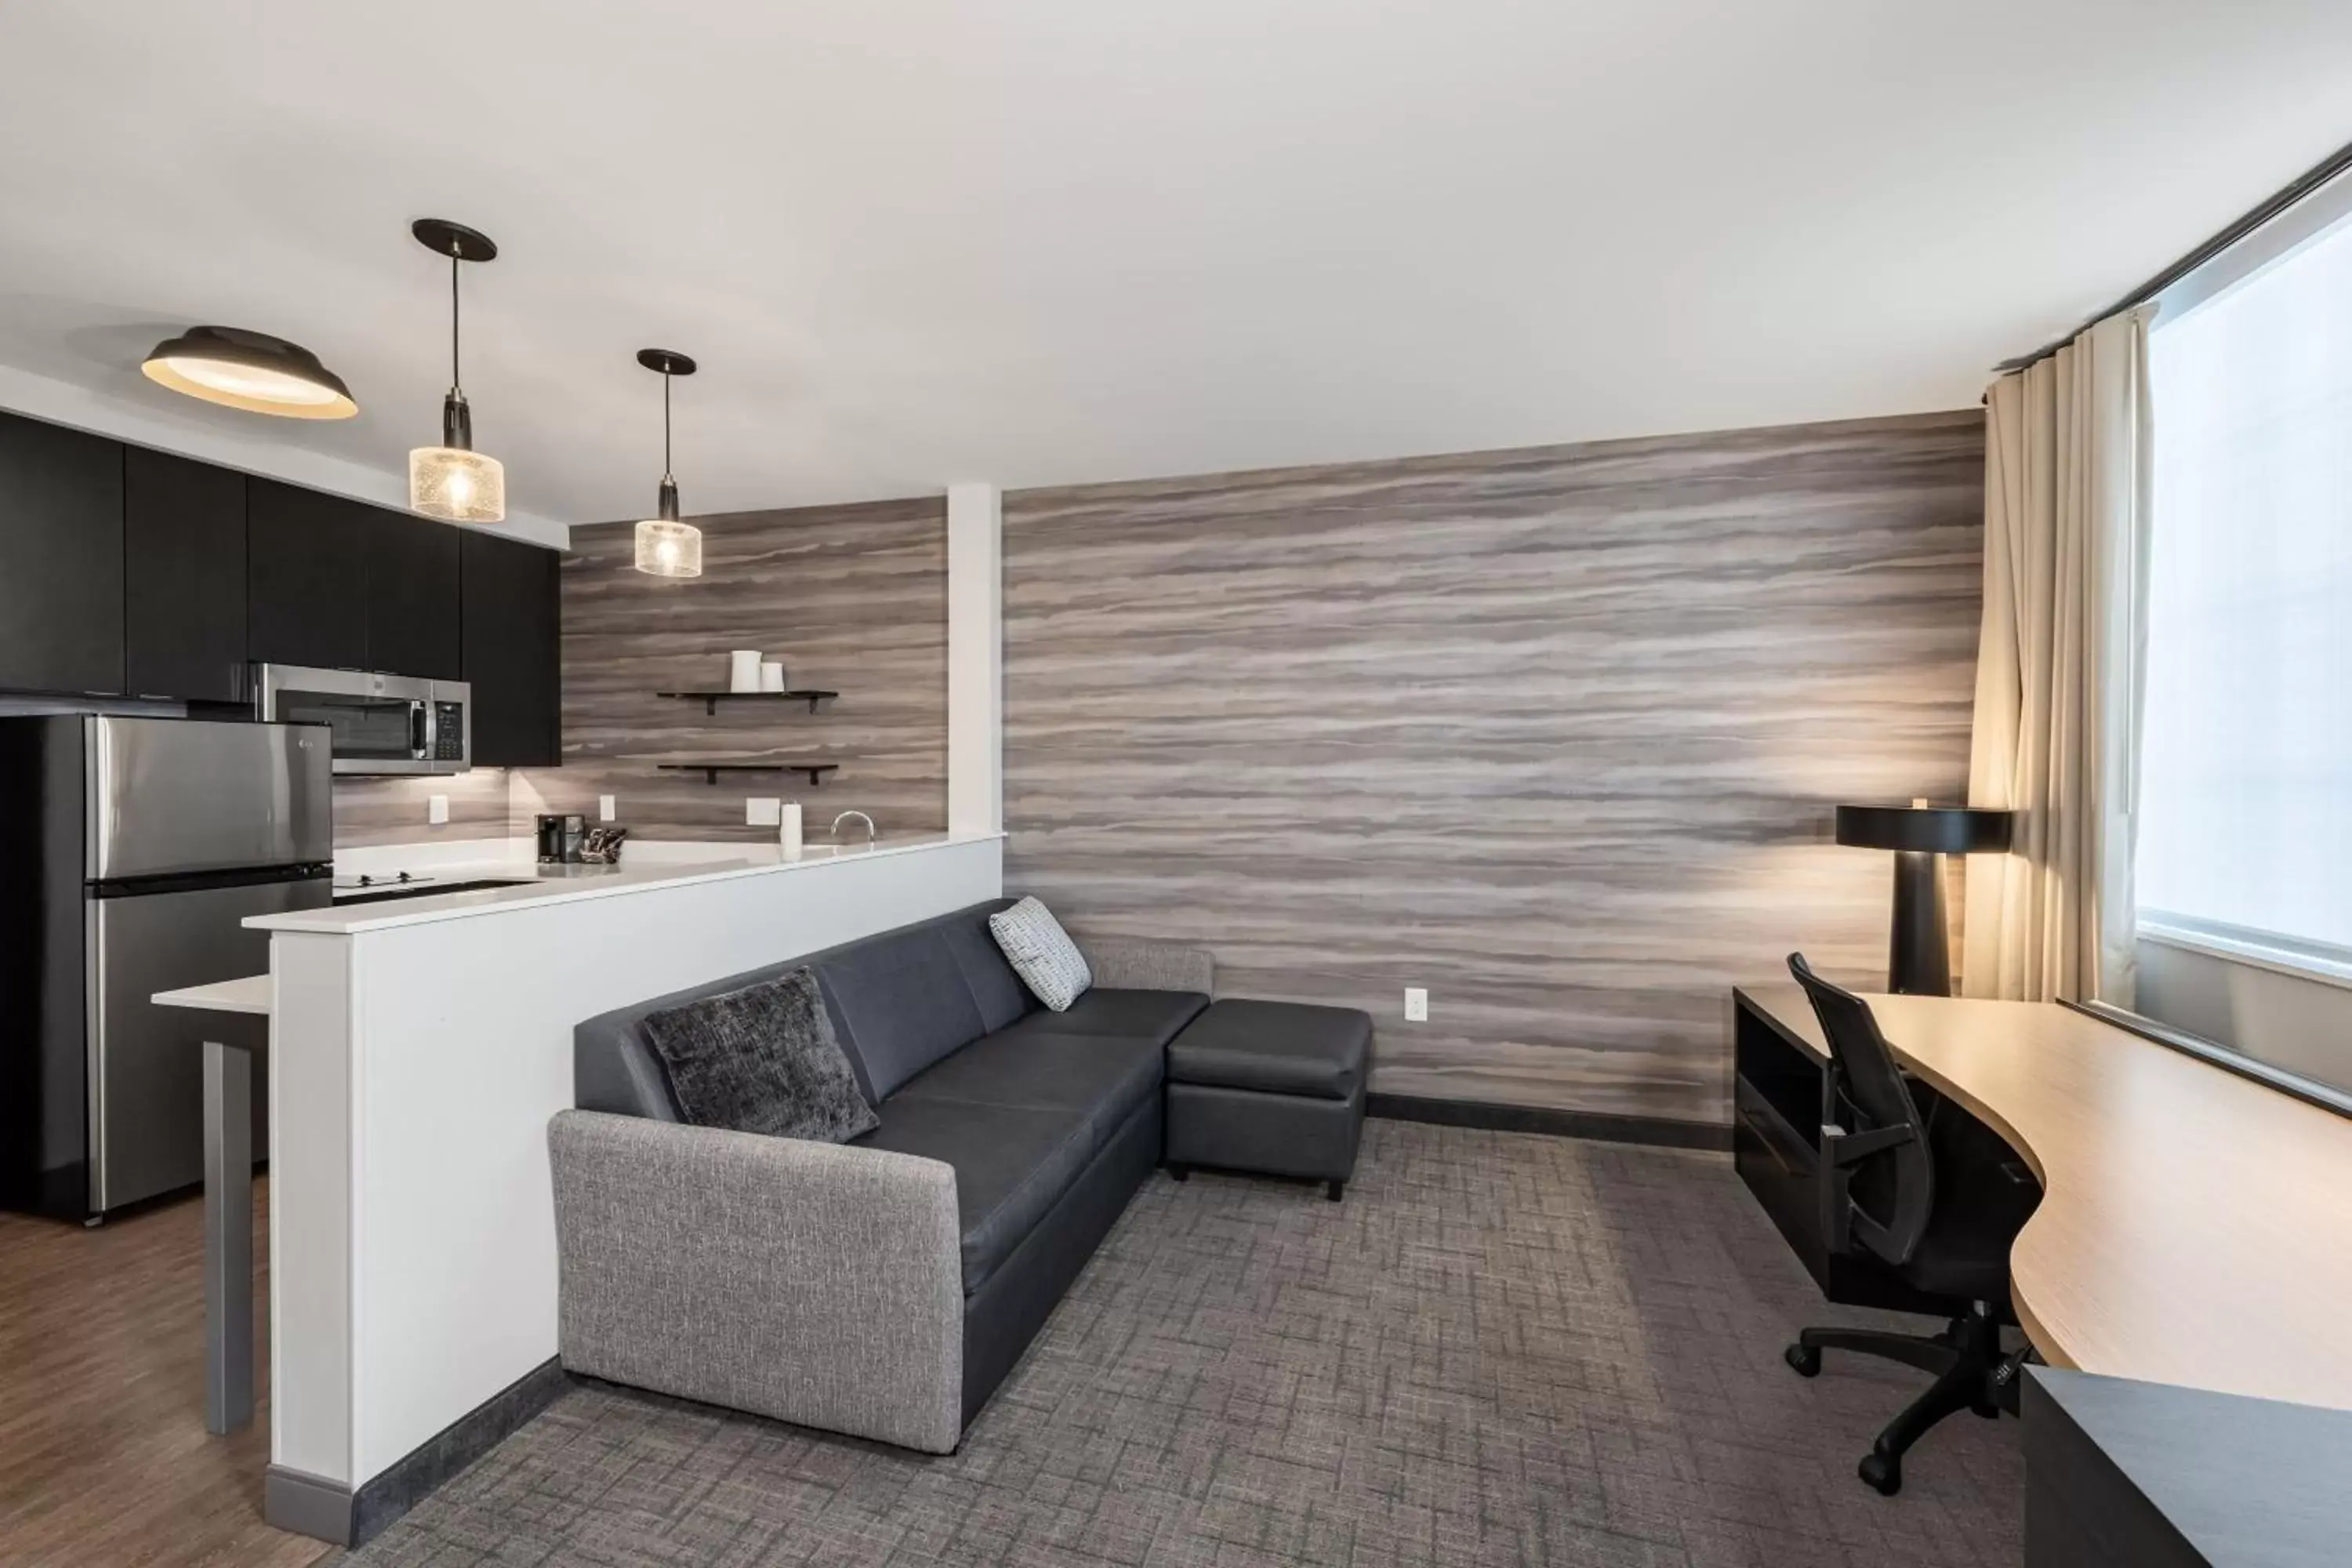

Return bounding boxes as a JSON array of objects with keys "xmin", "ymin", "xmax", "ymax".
[{"xmin": 241, "ymin": 832, "xmax": 1007, "ymax": 1546}]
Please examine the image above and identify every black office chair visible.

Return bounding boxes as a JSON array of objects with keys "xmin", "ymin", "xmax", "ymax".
[{"xmin": 1783, "ymin": 953, "xmax": 2042, "ymax": 1495}]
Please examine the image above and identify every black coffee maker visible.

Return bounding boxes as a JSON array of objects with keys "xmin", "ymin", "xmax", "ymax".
[{"xmin": 536, "ymin": 813, "xmax": 586, "ymax": 863}]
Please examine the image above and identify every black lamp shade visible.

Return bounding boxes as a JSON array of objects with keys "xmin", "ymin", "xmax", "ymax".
[{"xmin": 1835, "ymin": 804, "xmax": 2013, "ymax": 855}]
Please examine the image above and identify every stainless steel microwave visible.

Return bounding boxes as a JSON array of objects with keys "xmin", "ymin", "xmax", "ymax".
[{"xmin": 252, "ymin": 665, "xmax": 471, "ymax": 775}]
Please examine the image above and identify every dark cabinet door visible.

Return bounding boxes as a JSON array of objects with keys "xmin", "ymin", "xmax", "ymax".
[
  {"xmin": 365, "ymin": 510, "xmax": 462, "ymax": 681},
  {"xmin": 124, "ymin": 448, "xmax": 248, "ymax": 701},
  {"xmin": 460, "ymin": 530, "xmax": 561, "ymax": 766},
  {"xmin": 0, "ymin": 412, "xmax": 125, "ymax": 695},
  {"xmin": 246, "ymin": 479, "xmax": 370, "ymax": 671}
]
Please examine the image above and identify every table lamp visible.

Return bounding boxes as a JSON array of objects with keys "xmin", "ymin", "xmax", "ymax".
[{"xmin": 1834, "ymin": 800, "xmax": 2015, "ymax": 996}]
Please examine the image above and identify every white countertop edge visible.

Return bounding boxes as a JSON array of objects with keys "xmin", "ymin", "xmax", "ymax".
[
  {"xmin": 335, "ymin": 837, "xmax": 534, "ymax": 878},
  {"xmin": 153, "ymin": 975, "xmax": 272, "ymax": 1014},
  {"xmin": 251, "ymin": 833, "xmax": 1007, "ymax": 935}
]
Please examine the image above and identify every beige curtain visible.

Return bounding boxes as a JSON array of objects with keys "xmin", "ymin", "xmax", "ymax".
[{"xmin": 1961, "ymin": 307, "xmax": 2153, "ymax": 1005}]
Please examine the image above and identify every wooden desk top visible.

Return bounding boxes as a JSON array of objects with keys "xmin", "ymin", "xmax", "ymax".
[{"xmin": 1738, "ymin": 984, "xmax": 2352, "ymax": 1413}]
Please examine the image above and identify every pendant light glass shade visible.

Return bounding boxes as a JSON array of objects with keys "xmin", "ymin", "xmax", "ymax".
[
  {"xmin": 407, "ymin": 219, "xmax": 506, "ymax": 523},
  {"xmin": 408, "ymin": 444, "xmax": 506, "ymax": 525},
  {"xmin": 634, "ymin": 518, "xmax": 702, "ymax": 577},
  {"xmin": 141, "ymin": 326, "xmax": 357, "ymax": 419},
  {"xmin": 632, "ymin": 350, "xmax": 702, "ymax": 579}
]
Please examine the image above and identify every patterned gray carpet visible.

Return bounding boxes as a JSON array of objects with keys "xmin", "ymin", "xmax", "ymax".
[{"xmin": 343, "ymin": 1123, "xmax": 2021, "ymax": 1567}]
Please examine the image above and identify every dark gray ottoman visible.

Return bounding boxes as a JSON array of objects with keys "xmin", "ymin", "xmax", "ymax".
[{"xmin": 1164, "ymin": 1000, "xmax": 1371, "ymax": 1200}]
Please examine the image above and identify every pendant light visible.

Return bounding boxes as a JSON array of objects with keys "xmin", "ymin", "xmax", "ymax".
[
  {"xmin": 633, "ymin": 349, "xmax": 702, "ymax": 579},
  {"xmin": 141, "ymin": 325, "xmax": 357, "ymax": 419},
  {"xmin": 407, "ymin": 218, "xmax": 506, "ymax": 524}
]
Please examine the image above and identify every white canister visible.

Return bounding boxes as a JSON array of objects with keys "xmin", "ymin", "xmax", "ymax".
[
  {"xmin": 779, "ymin": 801, "xmax": 804, "ymax": 859},
  {"xmin": 760, "ymin": 660, "xmax": 785, "ymax": 692},
  {"xmin": 728, "ymin": 650, "xmax": 764, "ymax": 693}
]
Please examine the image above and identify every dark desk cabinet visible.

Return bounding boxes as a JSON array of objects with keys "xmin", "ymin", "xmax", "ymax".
[
  {"xmin": 125, "ymin": 448, "xmax": 247, "ymax": 702},
  {"xmin": 247, "ymin": 479, "xmax": 371, "ymax": 672},
  {"xmin": 0, "ymin": 412, "xmax": 125, "ymax": 695},
  {"xmin": 366, "ymin": 509, "xmax": 463, "ymax": 681},
  {"xmin": 461, "ymin": 529, "xmax": 561, "ymax": 766}
]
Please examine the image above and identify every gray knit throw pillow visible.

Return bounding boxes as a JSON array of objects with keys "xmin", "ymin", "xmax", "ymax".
[
  {"xmin": 989, "ymin": 896, "xmax": 1093, "ymax": 1011},
  {"xmin": 639, "ymin": 967, "xmax": 878, "ymax": 1142}
]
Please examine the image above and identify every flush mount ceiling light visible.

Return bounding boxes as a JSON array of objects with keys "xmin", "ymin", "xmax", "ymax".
[
  {"xmin": 140, "ymin": 325, "xmax": 357, "ymax": 419},
  {"xmin": 406, "ymin": 218, "xmax": 506, "ymax": 524},
  {"xmin": 633, "ymin": 349, "xmax": 702, "ymax": 579}
]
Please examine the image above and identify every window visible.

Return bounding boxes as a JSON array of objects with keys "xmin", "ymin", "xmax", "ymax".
[{"xmin": 2136, "ymin": 206, "xmax": 2352, "ymax": 971}]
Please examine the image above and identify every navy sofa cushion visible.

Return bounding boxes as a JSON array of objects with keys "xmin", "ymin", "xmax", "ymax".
[
  {"xmin": 1165, "ymin": 999, "xmax": 1372, "ymax": 1101},
  {"xmin": 891, "ymin": 1031, "xmax": 1163, "ymax": 1151},
  {"xmin": 817, "ymin": 928, "xmax": 987, "ymax": 1102},
  {"xmin": 997, "ymin": 988, "xmax": 1207, "ymax": 1047},
  {"xmin": 935, "ymin": 905, "xmax": 1034, "ymax": 1033},
  {"xmin": 855, "ymin": 1098, "xmax": 1100, "ymax": 1294}
]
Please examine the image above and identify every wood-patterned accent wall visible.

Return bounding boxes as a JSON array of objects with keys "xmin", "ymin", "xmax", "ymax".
[
  {"xmin": 332, "ymin": 770, "xmax": 518, "ymax": 849},
  {"xmin": 1002, "ymin": 411, "xmax": 1984, "ymax": 1127},
  {"xmin": 515, "ymin": 496, "xmax": 947, "ymax": 843}
]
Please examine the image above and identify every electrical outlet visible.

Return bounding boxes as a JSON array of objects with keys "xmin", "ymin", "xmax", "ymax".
[
  {"xmin": 746, "ymin": 797, "xmax": 782, "ymax": 827},
  {"xmin": 598, "ymin": 794, "xmax": 617, "ymax": 823},
  {"xmin": 1404, "ymin": 987, "xmax": 1428, "ymax": 1022},
  {"xmin": 426, "ymin": 793, "xmax": 448, "ymax": 826}
]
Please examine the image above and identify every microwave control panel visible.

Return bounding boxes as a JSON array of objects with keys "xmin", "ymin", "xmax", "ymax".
[{"xmin": 433, "ymin": 702, "xmax": 466, "ymax": 761}]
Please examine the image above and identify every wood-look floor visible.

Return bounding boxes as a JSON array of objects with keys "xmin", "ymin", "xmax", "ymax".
[{"xmin": 0, "ymin": 1181, "xmax": 328, "ymax": 1568}]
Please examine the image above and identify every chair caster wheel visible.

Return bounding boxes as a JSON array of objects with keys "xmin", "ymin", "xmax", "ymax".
[
  {"xmin": 1784, "ymin": 1343, "xmax": 1820, "ymax": 1377},
  {"xmin": 1858, "ymin": 1451, "xmax": 1901, "ymax": 1495}
]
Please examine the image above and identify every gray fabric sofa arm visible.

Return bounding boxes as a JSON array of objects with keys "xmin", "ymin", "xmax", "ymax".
[
  {"xmin": 1083, "ymin": 939, "xmax": 1214, "ymax": 995},
  {"xmin": 547, "ymin": 1109, "xmax": 964, "ymax": 1453}
]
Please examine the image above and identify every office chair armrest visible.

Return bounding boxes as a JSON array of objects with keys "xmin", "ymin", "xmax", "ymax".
[
  {"xmin": 1822, "ymin": 1123, "xmax": 1914, "ymax": 1166},
  {"xmin": 1817, "ymin": 1121, "xmax": 1917, "ymax": 1256}
]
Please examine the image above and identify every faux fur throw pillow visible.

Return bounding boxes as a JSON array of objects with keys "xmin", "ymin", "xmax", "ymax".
[{"xmin": 639, "ymin": 967, "xmax": 877, "ymax": 1142}]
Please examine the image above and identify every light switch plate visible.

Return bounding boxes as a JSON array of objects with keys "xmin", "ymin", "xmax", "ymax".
[
  {"xmin": 1404, "ymin": 987, "xmax": 1428, "ymax": 1022},
  {"xmin": 746, "ymin": 797, "xmax": 782, "ymax": 827},
  {"xmin": 599, "ymin": 794, "xmax": 617, "ymax": 822},
  {"xmin": 427, "ymin": 793, "xmax": 449, "ymax": 826}
]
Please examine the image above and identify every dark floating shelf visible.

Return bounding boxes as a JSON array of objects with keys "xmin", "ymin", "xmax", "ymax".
[
  {"xmin": 656, "ymin": 689, "xmax": 839, "ymax": 716},
  {"xmin": 657, "ymin": 760, "xmax": 840, "ymax": 786}
]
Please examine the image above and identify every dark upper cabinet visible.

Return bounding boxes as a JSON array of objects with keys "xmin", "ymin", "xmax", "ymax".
[
  {"xmin": 124, "ymin": 448, "xmax": 247, "ymax": 702},
  {"xmin": 365, "ymin": 510, "xmax": 462, "ymax": 681},
  {"xmin": 0, "ymin": 412, "xmax": 125, "ymax": 696},
  {"xmin": 246, "ymin": 479, "xmax": 370, "ymax": 671},
  {"xmin": 460, "ymin": 529, "xmax": 561, "ymax": 766}
]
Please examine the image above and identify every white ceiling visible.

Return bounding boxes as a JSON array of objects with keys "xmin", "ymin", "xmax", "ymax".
[{"xmin": 2, "ymin": 1, "xmax": 2349, "ymax": 532}]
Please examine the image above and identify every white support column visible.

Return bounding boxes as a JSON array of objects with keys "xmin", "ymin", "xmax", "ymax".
[{"xmin": 946, "ymin": 482, "xmax": 1003, "ymax": 838}]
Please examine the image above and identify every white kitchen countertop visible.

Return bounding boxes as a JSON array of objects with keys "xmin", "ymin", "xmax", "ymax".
[
  {"xmin": 254, "ymin": 832, "xmax": 1004, "ymax": 935},
  {"xmin": 152, "ymin": 975, "xmax": 272, "ymax": 1014}
]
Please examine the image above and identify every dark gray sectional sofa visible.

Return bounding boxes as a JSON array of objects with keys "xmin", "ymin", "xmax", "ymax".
[{"xmin": 550, "ymin": 898, "xmax": 1212, "ymax": 1452}]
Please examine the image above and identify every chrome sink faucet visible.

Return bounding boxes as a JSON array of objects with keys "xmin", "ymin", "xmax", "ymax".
[{"xmin": 829, "ymin": 810, "xmax": 876, "ymax": 848}]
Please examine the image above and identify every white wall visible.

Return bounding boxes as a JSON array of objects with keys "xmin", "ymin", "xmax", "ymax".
[
  {"xmin": 946, "ymin": 481, "xmax": 1003, "ymax": 837},
  {"xmin": 269, "ymin": 837, "xmax": 1004, "ymax": 1490},
  {"xmin": 2135, "ymin": 933, "xmax": 2352, "ymax": 1096}
]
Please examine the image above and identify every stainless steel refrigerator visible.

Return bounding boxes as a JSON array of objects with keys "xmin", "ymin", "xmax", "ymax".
[{"xmin": 0, "ymin": 716, "xmax": 331, "ymax": 1221}]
